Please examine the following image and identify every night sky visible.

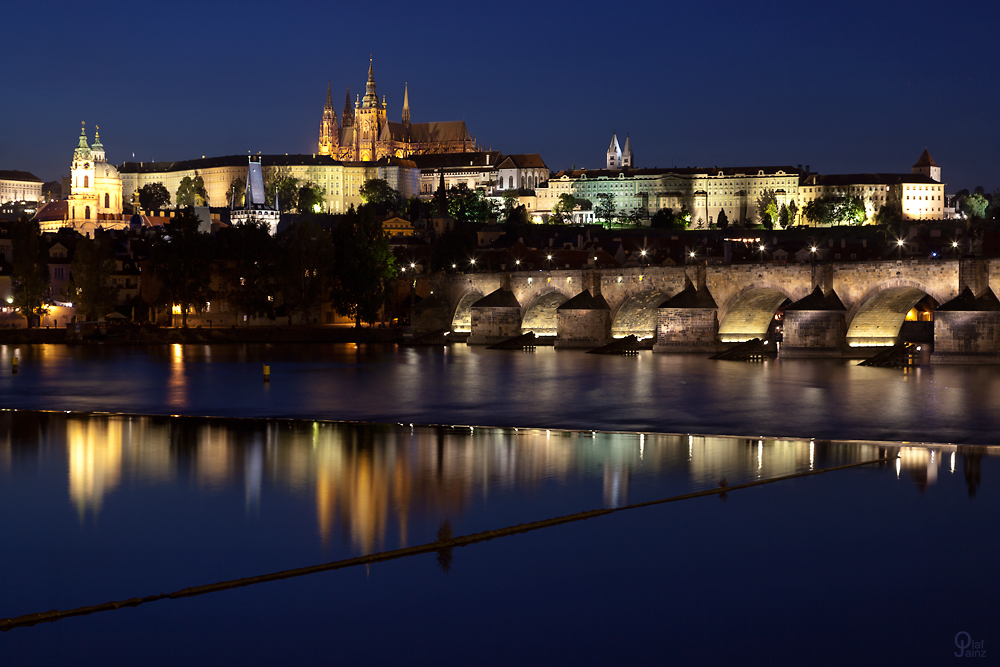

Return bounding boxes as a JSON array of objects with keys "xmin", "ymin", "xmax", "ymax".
[{"xmin": 4, "ymin": 0, "xmax": 997, "ymax": 191}]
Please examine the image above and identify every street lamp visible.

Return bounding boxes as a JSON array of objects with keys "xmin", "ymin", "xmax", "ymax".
[{"xmin": 758, "ymin": 244, "xmax": 766, "ymax": 263}]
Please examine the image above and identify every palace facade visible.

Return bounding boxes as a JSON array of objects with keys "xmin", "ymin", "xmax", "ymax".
[{"xmin": 317, "ymin": 60, "xmax": 478, "ymax": 161}]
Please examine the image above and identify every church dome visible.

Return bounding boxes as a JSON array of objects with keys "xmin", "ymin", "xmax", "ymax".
[{"xmin": 96, "ymin": 162, "xmax": 120, "ymax": 179}]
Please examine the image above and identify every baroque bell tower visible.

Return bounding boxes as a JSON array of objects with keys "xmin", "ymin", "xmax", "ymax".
[{"xmin": 318, "ymin": 82, "xmax": 339, "ymax": 156}]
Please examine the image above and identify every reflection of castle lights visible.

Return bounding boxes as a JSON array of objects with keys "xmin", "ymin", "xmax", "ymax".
[{"xmin": 68, "ymin": 419, "xmax": 123, "ymax": 517}]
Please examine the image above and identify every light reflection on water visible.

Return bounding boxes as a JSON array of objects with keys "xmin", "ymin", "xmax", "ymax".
[{"xmin": 2, "ymin": 343, "xmax": 1000, "ymax": 444}]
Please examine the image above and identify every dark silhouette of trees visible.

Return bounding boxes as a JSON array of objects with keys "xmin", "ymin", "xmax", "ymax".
[
  {"xmin": 10, "ymin": 218, "xmax": 49, "ymax": 327},
  {"xmin": 149, "ymin": 209, "xmax": 213, "ymax": 328}
]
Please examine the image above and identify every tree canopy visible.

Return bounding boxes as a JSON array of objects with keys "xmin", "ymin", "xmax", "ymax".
[
  {"xmin": 596, "ymin": 193, "xmax": 616, "ymax": 226},
  {"xmin": 330, "ymin": 205, "xmax": 397, "ymax": 326},
  {"xmin": 149, "ymin": 208, "xmax": 213, "ymax": 327},
  {"xmin": 138, "ymin": 182, "xmax": 171, "ymax": 211},
  {"xmin": 176, "ymin": 175, "xmax": 208, "ymax": 207},
  {"xmin": 70, "ymin": 236, "xmax": 119, "ymax": 321}
]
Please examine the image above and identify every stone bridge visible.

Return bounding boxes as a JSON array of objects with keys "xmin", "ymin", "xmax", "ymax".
[{"xmin": 410, "ymin": 259, "xmax": 1000, "ymax": 362}]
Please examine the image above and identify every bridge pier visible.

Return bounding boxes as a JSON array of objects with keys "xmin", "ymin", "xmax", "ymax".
[
  {"xmin": 555, "ymin": 289, "xmax": 611, "ymax": 349},
  {"xmin": 468, "ymin": 287, "xmax": 523, "ymax": 345},
  {"xmin": 930, "ymin": 287, "xmax": 1000, "ymax": 364},
  {"xmin": 652, "ymin": 281, "xmax": 719, "ymax": 354},
  {"xmin": 780, "ymin": 287, "xmax": 847, "ymax": 358}
]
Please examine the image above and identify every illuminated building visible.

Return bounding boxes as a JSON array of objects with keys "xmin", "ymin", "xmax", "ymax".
[
  {"xmin": 0, "ymin": 170, "xmax": 43, "ymax": 205},
  {"xmin": 317, "ymin": 60, "xmax": 479, "ymax": 162},
  {"xmin": 119, "ymin": 154, "xmax": 419, "ymax": 215},
  {"xmin": 798, "ymin": 151, "xmax": 946, "ymax": 224},
  {"xmin": 606, "ymin": 133, "xmax": 633, "ymax": 169},
  {"xmin": 64, "ymin": 122, "xmax": 126, "ymax": 233}
]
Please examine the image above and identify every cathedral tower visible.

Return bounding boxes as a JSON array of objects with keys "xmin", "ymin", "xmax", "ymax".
[
  {"xmin": 353, "ymin": 59, "xmax": 387, "ymax": 162},
  {"xmin": 402, "ymin": 82, "xmax": 410, "ymax": 128},
  {"xmin": 607, "ymin": 133, "xmax": 622, "ymax": 169},
  {"xmin": 622, "ymin": 134, "xmax": 633, "ymax": 168},
  {"xmin": 318, "ymin": 81, "xmax": 339, "ymax": 156},
  {"xmin": 911, "ymin": 148, "xmax": 941, "ymax": 182}
]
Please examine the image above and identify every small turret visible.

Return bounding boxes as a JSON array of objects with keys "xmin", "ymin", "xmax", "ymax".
[
  {"xmin": 402, "ymin": 82, "xmax": 411, "ymax": 128},
  {"xmin": 622, "ymin": 134, "xmax": 633, "ymax": 168},
  {"xmin": 342, "ymin": 85, "xmax": 354, "ymax": 127},
  {"xmin": 606, "ymin": 132, "xmax": 622, "ymax": 169}
]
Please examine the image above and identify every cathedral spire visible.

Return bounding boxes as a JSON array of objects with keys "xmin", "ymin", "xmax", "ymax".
[
  {"xmin": 343, "ymin": 85, "xmax": 354, "ymax": 127},
  {"xmin": 362, "ymin": 58, "xmax": 379, "ymax": 108},
  {"xmin": 402, "ymin": 82, "xmax": 410, "ymax": 127},
  {"xmin": 325, "ymin": 81, "xmax": 333, "ymax": 109}
]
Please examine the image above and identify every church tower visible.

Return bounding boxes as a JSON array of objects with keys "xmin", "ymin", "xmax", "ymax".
[
  {"xmin": 353, "ymin": 59, "xmax": 387, "ymax": 162},
  {"xmin": 69, "ymin": 122, "xmax": 97, "ymax": 225},
  {"xmin": 622, "ymin": 134, "xmax": 633, "ymax": 168},
  {"xmin": 607, "ymin": 133, "xmax": 622, "ymax": 169},
  {"xmin": 911, "ymin": 148, "xmax": 941, "ymax": 182},
  {"xmin": 318, "ymin": 82, "xmax": 339, "ymax": 156}
]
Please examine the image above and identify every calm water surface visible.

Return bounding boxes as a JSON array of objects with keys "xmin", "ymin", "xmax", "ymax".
[
  {"xmin": 0, "ymin": 342, "xmax": 997, "ymax": 444},
  {"xmin": 0, "ymin": 344, "xmax": 997, "ymax": 664}
]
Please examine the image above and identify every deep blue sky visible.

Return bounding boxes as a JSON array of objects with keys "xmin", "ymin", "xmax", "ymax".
[{"xmin": 4, "ymin": 0, "xmax": 997, "ymax": 191}]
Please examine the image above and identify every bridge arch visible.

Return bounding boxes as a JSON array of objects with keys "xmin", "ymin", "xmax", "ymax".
[
  {"xmin": 521, "ymin": 290, "xmax": 569, "ymax": 337},
  {"xmin": 450, "ymin": 290, "xmax": 484, "ymax": 333},
  {"xmin": 611, "ymin": 290, "xmax": 670, "ymax": 340},
  {"xmin": 717, "ymin": 284, "xmax": 794, "ymax": 343},
  {"xmin": 845, "ymin": 280, "xmax": 941, "ymax": 347}
]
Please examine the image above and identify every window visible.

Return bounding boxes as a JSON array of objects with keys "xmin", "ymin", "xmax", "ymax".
[
  {"xmin": 85, "ymin": 206, "xmax": 90, "ymax": 219},
  {"xmin": 83, "ymin": 175, "xmax": 88, "ymax": 187},
  {"xmin": 105, "ymin": 193, "xmax": 109, "ymax": 208}
]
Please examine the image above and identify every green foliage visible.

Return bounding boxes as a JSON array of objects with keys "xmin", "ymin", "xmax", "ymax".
[
  {"xmin": 227, "ymin": 177, "xmax": 246, "ymax": 207},
  {"xmin": 778, "ymin": 204, "xmax": 789, "ymax": 230},
  {"xmin": 549, "ymin": 193, "xmax": 577, "ymax": 224},
  {"xmin": 447, "ymin": 184, "xmax": 493, "ymax": 224},
  {"xmin": 596, "ymin": 193, "xmax": 616, "ymax": 226},
  {"xmin": 70, "ymin": 235, "xmax": 119, "ymax": 321},
  {"xmin": 175, "ymin": 174, "xmax": 208, "ymax": 207},
  {"xmin": 359, "ymin": 178, "xmax": 401, "ymax": 211},
  {"xmin": 149, "ymin": 209, "xmax": 213, "ymax": 327},
  {"xmin": 756, "ymin": 189, "xmax": 778, "ymax": 229},
  {"xmin": 297, "ymin": 183, "xmax": 325, "ymax": 214},
  {"xmin": 331, "ymin": 206, "xmax": 397, "ymax": 327},
  {"xmin": 874, "ymin": 201, "xmax": 902, "ymax": 227},
  {"xmin": 221, "ymin": 218, "xmax": 278, "ymax": 325},
  {"xmin": 787, "ymin": 200, "xmax": 798, "ymax": 227},
  {"xmin": 961, "ymin": 192, "xmax": 989, "ymax": 220},
  {"xmin": 653, "ymin": 205, "xmax": 693, "ymax": 229},
  {"xmin": 10, "ymin": 219, "xmax": 49, "ymax": 326},
  {"xmin": 500, "ymin": 191, "xmax": 530, "ymax": 228},
  {"xmin": 138, "ymin": 182, "xmax": 170, "ymax": 211},
  {"xmin": 804, "ymin": 196, "xmax": 867, "ymax": 226},
  {"xmin": 277, "ymin": 219, "xmax": 334, "ymax": 324}
]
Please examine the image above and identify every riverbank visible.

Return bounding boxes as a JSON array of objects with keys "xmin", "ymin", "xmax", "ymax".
[{"xmin": 0, "ymin": 326, "xmax": 405, "ymax": 345}]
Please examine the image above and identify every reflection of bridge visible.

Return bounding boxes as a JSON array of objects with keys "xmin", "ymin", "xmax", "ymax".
[{"xmin": 411, "ymin": 259, "xmax": 1000, "ymax": 360}]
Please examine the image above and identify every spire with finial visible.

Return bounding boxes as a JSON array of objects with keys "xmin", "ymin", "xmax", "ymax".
[
  {"xmin": 91, "ymin": 124, "xmax": 105, "ymax": 161},
  {"xmin": 74, "ymin": 121, "xmax": 92, "ymax": 160},
  {"xmin": 402, "ymin": 82, "xmax": 410, "ymax": 127},
  {"xmin": 342, "ymin": 85, "xmax": 354, "ymax": 127},
  {"xmin": 325, "ymin": 81, "xmax": 333, "ymax": 109},
  {"xmin": 362, "ymin": 58, "xmax": 379, "ymax": 108}
]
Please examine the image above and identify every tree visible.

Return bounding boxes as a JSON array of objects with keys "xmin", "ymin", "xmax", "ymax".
[
  {"xmin": 596, "ymin": 193, "xmax": 616, "ymax": 226},
  {"xmin": 176, "ymin": 175, "xmax": 208, "ymax": 207},
  {"xmin": 277, "ymin": 219, "xmax": 334, "ymax": 324},
  {"xmin": 803, "ymin": 198, "xmax": 836, "ymax": 226},
  {"xmin": 359, "ymin": 178, "xmax": 401, "ymax": 210},
  {"xmin": 787, "ymin": 200, "xmax": 798, "ymax": 227},
  {"xmin": 778, "ymin": 204, "xmax": 789, "ymax": 230},
  {"xmin": 138, "ymin": 183, "xmax": 171, "ymax": 211},
  {"xmin": 220, "ymin": 218, "xmax": 278, "ymax": 325},
  {"xmin": 717, "ymin": 207, "xmax": 730, "ymax": 230},
  {"xmin": 874, "ymin": 200, "xmax": 903, "ymax": 227},
  {"xmin": 70, "ymin": 235, "xmax": 119, "ymax": 321},
  {"xmin": 550, "ymin": 193, "xmax": 577, "ymax": 224},
  {"xmin": 331, "ymin": 206, "xmax": 397, "ymax": 327},
  {"xmin": 297, "ymin": 183, "xmax": 324, "ymax": 214},
  {"xmin": 10, "ymin": 218, "xmax": 49, "ymax": 327},
  {"xmin": 149, "ymin": 209, "xmax": 213, "ymax": 328},
  {"xmin": 757, "ymin": 189, "xmax": 778, "ymax": 229},
  {"xmin": 841, "ymin": 196, "xmax": 867, "ymax": 225},
  {"xmin": 500, "ymin": 191, "xmax": 530, "ymax": 228},
  {"xmin": 960, "ymin": 193, "xmax": 989, "ymax": 220},
  {"xmin": 447, "ymin": 184, "xmax": 493, "ymax": 224},
  {"xmin": 227, "ymin": 177, "xmax": 246, "ymax": 207}
]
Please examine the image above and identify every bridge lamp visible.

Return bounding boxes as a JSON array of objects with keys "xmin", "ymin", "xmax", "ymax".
[
  {"xmin": 810, "ymin": 246, "xmax": 817, "ymax": 253},
  {"xmin": 640, "ymin": 250, "xmax": 647, "ymax": 256},
  {"xmin": 689, "ymin": 251, "xmax": 696, "ymax": 258},
  {"xmin": 547, "ymin": 254, "xmax": 552, "ymax": 260},
  {"xmin": 470, "ymin": 258, "xmax": 476, "ymax": 265},
  {"xmin": 451, "ymin": 263, "xmax": 457, "ymax": 269},
  {"xmin": 759, "ymin": 244, "xmax": 765, "ymax": 252},
  {"xmin": 952, "ymin": 241, "xmax": 959, "ymax": 248},
  {"xmin": 410, "ymin": 262, "xmax": 416, "ymax": 269},
  {"xmin": 897, "ymin": 239, "xmax": 905, "ymax": 247},
  {"xmin": 515, "ymin": 259, "xmax": 520, "ymax": 265}
]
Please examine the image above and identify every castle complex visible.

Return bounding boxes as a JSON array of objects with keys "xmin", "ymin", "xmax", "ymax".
[{"xmin": 317, "ymin": 60, "xmax": 478, "ymax": 161}]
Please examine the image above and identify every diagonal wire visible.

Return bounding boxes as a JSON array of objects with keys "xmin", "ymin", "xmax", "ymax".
[{"xmin": 0, "ymin": 457, "xmax": 887, "ymax": 631}]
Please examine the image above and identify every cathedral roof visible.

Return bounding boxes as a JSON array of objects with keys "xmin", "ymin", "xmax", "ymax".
[
  {"xmin": 119, "ymin": 154, "xmax": 347, "ymax": 173},
  {"xmin": 608, "ymin": 133, "xmax": 620, "ymax": 153},
  {"xmin": 407, "ymin": 121, "xmax": 473, "ymax": 144},
  {"xmin": 802, "ymin": 173, "xmax": 940, "ymax": 186},
  {"xmin": 73, "ymin": 124, "xmax": 91, "ymax": 160},
  {"xmin": 912, "ymin": 148, "xmax": 939, "ymax": 168}
]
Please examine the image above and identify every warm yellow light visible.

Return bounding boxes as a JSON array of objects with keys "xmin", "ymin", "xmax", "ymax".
[
  {"xmin": 952, "ymin": 241, "xmax": 959, "ymax": 248},
  {"xmin": 897, "ymin": 239, "xmax": 905, "ymax": 246},
  {"xmin": 546, "ymin": 254, "xmax": 552, "ymax": 260},
  {"xmin": 470, "ymin": 258, "xmax": 476, "ymax": 265},
  {"xmin": 640, "ymin": 250, "xmax": 646, "ymax": 256},
  {"xmin": 810, "ymin": 246, "xmax": 817, "ymax": 252},
  {"xmin": 689, "ymin": 252, "xmax": 696, "ymax": 258}
]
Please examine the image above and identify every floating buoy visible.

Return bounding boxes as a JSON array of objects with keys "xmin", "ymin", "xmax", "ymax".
[
  {"xmin": 263, "ymin": 364, "xmax": 270, "ymax": 382},
  {"xmin": 12, "ymin": 357, "xmax": 18, "ymax": 374}
]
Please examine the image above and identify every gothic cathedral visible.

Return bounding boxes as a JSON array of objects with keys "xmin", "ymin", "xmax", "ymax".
[{"xmin": 318, "ymin": 60, "xmax": 479, "ymax": 161}]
